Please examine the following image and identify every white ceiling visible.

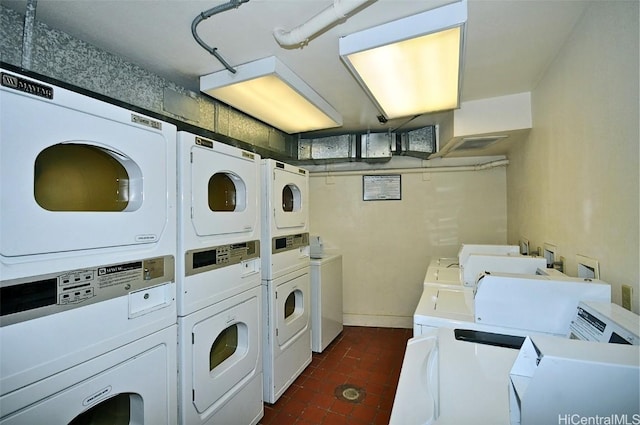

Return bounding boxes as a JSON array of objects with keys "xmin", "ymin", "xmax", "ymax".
[{"xmin": 3, "ymin": 0, "xmax": 588, "ymax": 135}]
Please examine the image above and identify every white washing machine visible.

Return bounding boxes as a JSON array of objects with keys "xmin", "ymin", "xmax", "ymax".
[
  {"xmin": 0, "ymin": 68, "xmax": 178, "ymax": 422},
  {"xmin": 392, "ymin": 303, "xmax": 640, "ymax": 425},
  {"xmin": 310, "ymin": 254, "xmax": 343, "ymax": 353},
  {"xmin": 176, "ymin": 132, "xmax": 263, "ymax": 424},
  {"xmin": 423, "ymin": 243, "xmax": 520, "ymax": 290},
  {"xmin": 423, "ymin": 257, "xmax": 461, "ymax": 288},
  {"xmin": 413, "ymin": 273, "xmax": 611, "ymax": 337},
  {"xmin": 0, "ymin": 325, "xmax": 178, "ymax": 425},
  {"xmin": 261, "ymin": 159, "xmax": 311, "ymax": 403}
]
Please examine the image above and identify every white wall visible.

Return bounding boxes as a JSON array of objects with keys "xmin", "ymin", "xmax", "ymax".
[
  {"xmin": 507, "ymin": 1, "xmax": 639, "ymax": 312},
  {"xmin": 309, "ymin": 165, "xmax": 507, "ymax": 328}
]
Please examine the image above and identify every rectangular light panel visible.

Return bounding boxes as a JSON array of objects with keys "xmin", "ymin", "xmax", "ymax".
[
  {"xmin": 340, "ymin": 0, "xmax": 467, "ymax": 119},
  {"xmin": 201, "ymin": 56, "xmax": 342, "ymax": 134}
]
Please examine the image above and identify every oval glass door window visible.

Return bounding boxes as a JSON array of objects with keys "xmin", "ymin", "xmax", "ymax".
[
  {"xmin": 284, "ymin": 289, "xmax": 303, "ymax": 321},
  {"xmin": 68, "ymin": 393, "xmax": 142, "ymax": 425},
  {"xmin": 34, "ymin": 144, "xmax": 141, "ymax": 212},
  {"xmin": 210, "ymin": 324, "xmax": 239, "ymax": 371},
  {"xmin": 208, "ymin": 172, "xmax": 246, "ymax": 212},
  {"xmin": 282, "ymin": 184, "xmax": 301, "ymax": 212}
]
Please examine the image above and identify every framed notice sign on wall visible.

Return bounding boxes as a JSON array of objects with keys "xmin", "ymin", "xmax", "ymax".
[{"xmin": 362, "ymin": 174, "xmax": 401, "ymax": 201}]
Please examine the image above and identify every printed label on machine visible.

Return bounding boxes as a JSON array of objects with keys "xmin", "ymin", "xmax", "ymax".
[
  {"xmin": 570, "ymin": 307, "xmax": 606, "ymax": 341},
  {"xmin": 97, "ymin": 261, "xmax": 143, "ymax": 288}
]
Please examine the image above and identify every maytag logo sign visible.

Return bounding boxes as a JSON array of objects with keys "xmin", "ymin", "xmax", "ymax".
[{"xmin": 1, "ymin": 72, "xmax": 54, "ymax": 99}]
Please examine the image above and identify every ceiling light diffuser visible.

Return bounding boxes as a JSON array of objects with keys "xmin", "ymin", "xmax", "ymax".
[
  {"xmin": 339, "ymin": 0, "xmax": 467, "ymax": 119},
  {"xmin": 200, "ymin": 56, "xmax": 342, "ymax": 134}
]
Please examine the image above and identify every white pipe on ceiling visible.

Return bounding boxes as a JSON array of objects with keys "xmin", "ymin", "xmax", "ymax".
[
  {"xmin": 307, "ymin": 159, "xmax": 510, "ymax": 176},
  {"xmin": 273, "ymin": 0, "xmax": 370, "ymax": 48}
]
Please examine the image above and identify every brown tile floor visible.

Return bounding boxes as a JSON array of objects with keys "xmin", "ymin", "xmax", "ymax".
[{"xmin": 259, "ymin": 326, "xmax": 413, "ymax": 425}]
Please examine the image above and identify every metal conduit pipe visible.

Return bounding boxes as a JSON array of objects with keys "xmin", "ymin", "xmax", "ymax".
[
  {"xmin": 21, "ymin": 0, "xmax": 37, "ymax": 69},
  {"xmin": 191, "ymin": 0, "xmax": 249, "ymax": 73},
  {"xmin": 273, "ymin": 0, "xmax": 370, "ymax": 48}
]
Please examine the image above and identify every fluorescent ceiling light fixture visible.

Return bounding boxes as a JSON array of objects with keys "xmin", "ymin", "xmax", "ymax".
[
  {"xmin": 200, "ymin": 56, "xmax": 342, "ymax": 134},
  {"xmin": 339, "ymin": 0, "xmax": 467, "ymax": 119}
]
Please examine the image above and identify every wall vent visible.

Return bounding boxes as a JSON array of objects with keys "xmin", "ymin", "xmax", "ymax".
[{"xmin": 451, "ymin": 135, "xmax": 508, "ymax": 151}]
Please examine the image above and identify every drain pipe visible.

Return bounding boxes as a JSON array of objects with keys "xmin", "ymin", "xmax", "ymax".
[
  {"xmin": 191, "ymin": 0, "xmax": 249, "ymax": 73},
  {"xmin": 273, "ymin": 0, "xmax": 370, "ymax": 48},
  {"xmin": 21, "ymin": 0, "xmax": 37, "ymax": 69}
]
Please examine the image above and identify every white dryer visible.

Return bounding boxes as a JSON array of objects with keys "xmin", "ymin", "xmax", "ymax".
[
  {"xmin": 0, "ymin": 325, "xmax": 177, "ymax": 425},
  {"xmin": 0, "ymin": 68, "xmax": 178, "ymax": 422},
  {"xmin": 261, "ymin": 159, "xmax": 311, "ymax": 404},
  {"xmin": 176, "ymin": 132, "xmax": 261, "ymax": 315},
  {"xmin": 1, "ymin": 68, "xmax": 177, "ymax": 281},
  {"xmin": 1, "ymin": 261, "xmax": 177, "ymax": 401},
  {"xmin": 176, "ymin": 132, "xmax": 263, "ymax": 424},
  {"xmin": 178, "ymin": 286, "xmax": 263, "ymax": 425}
]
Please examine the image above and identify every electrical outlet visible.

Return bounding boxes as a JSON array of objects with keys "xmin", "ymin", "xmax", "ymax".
[{"xmin": 621, "ymin": 285, "xmax": 633, "ymax": 311}]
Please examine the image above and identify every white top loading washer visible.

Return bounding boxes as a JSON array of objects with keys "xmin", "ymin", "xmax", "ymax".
[
  {"xmin": 391, "ymin": 327, "xmax": 522, "ymax": 425},
  {"xmin": 424, "ymin": 258, "xmax": 461, "ymax": 288},
  {"xmin": 310, "ymin": 253, "xmax": 343, "ymax": 352},
  {"xmin": 509, "ymin": 334, "xmax": 639, "ymax": 424},
  {"xmin": 414, "ymin": 273, "xmax": 611, "ymax": 337},
  {"xmin": 1, "ymin": 68, "xmax": 177, "ymax": 280},
  {"xmin": 392, "ymin": 323, "xmax": 640, "ymax": 425},
  {"xmin": 460, "ymin": 254, "xmax": 546, "ymax": 287},
  {"xmin": 423, "ymin": 244, "xmax": 528, "ymax": 290},
  {"xmin": 457, "ymin": 244, "xmax": 519, "ymax": 268}
]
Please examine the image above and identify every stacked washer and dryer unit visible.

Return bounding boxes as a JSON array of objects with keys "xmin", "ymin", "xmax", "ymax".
[
  {"xmin": 0, "ymin": 69, "xmax": 178, "ymax": 423},
  {"xmin": 176, "ymin": 132, "xmax": 264, "ymax": 425},
  {"xmin": 261, "ymin": 159, "xmax": 312, "ymax": 404}
]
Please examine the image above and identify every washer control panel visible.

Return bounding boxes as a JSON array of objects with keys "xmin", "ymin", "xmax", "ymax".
[
  {"xmin": 0, "ymin": 255, "xmax": 174, "ymax": 326},
  {"xmin": 186, "ymin": 239, "xmax": 260, "ymax": 276},
  {"xmin": 272, "ymin": 233, "xmax": 309, "ymax": 255}
]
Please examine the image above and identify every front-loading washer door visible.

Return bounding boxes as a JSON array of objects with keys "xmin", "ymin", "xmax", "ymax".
[
  {"xmin": 0, "ymin": 73, "xmax": 175, "ymax": 257},
  {"xmin": 271, "ymin": 165, "xmax": 308, "ymax": 232},
  {"xmin": 190, "ymin": 140, "xmax": 260, "ymax": 238},
  {"xmin": 275, "ymin": 270, "xmax": 310, "ymax": 348},
  {"xmin": 191, "ymin": 288, "xmax": 260, "ymax": 413}
]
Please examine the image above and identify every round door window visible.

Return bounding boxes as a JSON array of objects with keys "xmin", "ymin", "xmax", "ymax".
[
  {"xmin": 208, "ymin": 172, "xmax": 246, "ymax": 212},
  {"xmin": 34, "ymin": 144, "xmax": 141, "ymax": 212},
  {"xmin": 284, "ymin": 289, "xmax": 303, "ymax": 321},
  {"xmin": 69, "ymin": 393, "xmax": 141, "ymax": 425},
  {"xmin": 210, "ymin": 324, "xmax": 239, "ymax": 371},
  {"xmin": 282, "ymin": 184, "xmax": 301, "ymax": 212}
]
